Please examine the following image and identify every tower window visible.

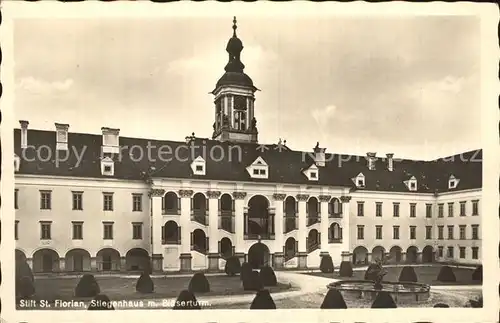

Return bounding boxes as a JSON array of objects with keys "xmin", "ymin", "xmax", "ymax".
[{"xmin": 234, "ymin": 110, "xmax": 246, "ymax": 130}]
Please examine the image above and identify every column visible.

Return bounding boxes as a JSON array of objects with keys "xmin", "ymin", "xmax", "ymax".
[
  {"xmin": 417, "ymin": 252, "xmax": 423, "ymax": 263},
  {"xmin": 207, "ymin": 190, "xmax": 221, "ymax": 271},
  {"xmin": 120, "ymin": 256, "xmax": 127, "ymax": 272},
  {"xmin": 272, "ymin": 193, "xmax": 286, "ymax": 269},
  {"xmin": 318, "ymin": 195, "xmax": 331, "ymax": 256},
  {"xmin": 58, "ymin": 258, "xmax": 66, "ymax": 272},
  {"xmin": 340, "ymin": 196, "xmax": 352, "ymax": 258},
  {"xmin": 150, "ymin": 188, "xmax": 165, "ymax": 272},
  {"xmin": 179, "ymin": 189, "xmax": 194, "ymax": 272},
  {"xmin": 233, "ymin": 191, "xmax": 247, "ymax": 264},
  {"xmin": 296, "ymin": 194, "xmax": 309, "ymax": 269},
  {"xmin": 90, "ymin": 257, "xmax": 98, "ymax": 271}
]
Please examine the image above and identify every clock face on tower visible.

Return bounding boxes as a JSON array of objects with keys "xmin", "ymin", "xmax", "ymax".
[{"xmin": 234, "ymin": 95, "xmax": 247, "ymax": 111}]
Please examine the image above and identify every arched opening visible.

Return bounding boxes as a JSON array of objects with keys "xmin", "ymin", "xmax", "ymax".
[
  {"xmin": 191, "ymin": 229, "xmax": 207, "ymax": 254},
  {"xmin": 422, "ymin": 245, "xmax": 434, "ymax": 263},
  {"xmin": 246, "ymin": 195, "xmax": 273, "ymax": 239},
  {"xmin": 329, "ymin": 222, "xmax": 342, "ymax": 243},
  {"xmin": 307, "ymin": 197, "xmax": 320, "ymax": 225},
  {"xmin": 97, "ymin": 248, "xmax": 121, "ymax": 271},
  {"xmin": 406, "ymin": 246, "xmax": 419, "ymax": 264},
  {"xmin": 192, "ymin": 193, "xmax": 207, "ymax": 224},
  {"xmin": 33, "ymin": 248, "xmax": 60, "ymax": 273},
  {"xmin": 352, "ymin": 246, "xmax": 368, "ymax": 265},
  {"xmin": 219, "ymin": 237, "xmax": 233, "ymax": 260},
  {"xmin": 307, "ymin": 229, "xmax": 320, "ymax": 252},
  {"xmin": 163, "ymin": 191, "xmax": 179, "ymax": 214},
  {"xmin": 371, "ymin": 246, "xmax": 385, "ymax": 263},
  {"xmin": 15, "ymin": 249, "xmax": 27, "ymax": 262},
  {"xmin": 329, "ymin": 198, "xmax": 342, "ymax": 217},
  {"xmin": 162, "ymin": 220, "xmax": 180, "ymax": 244},
  {"xmin": 65, "ymin": 249, "xmax": 91, "ymax": 272},
  {"xmin": 284, "ymin": 237, "xmax": 297, "ymax": 261},
  {"xmin": 125, "ymin": 248, "xmax": 150, "ymax": 271},
  {"xmin": 388, "ymin": 246, "xmax": 402, "ymax": 264},
  {"xmin": 248, "ymin": 242, "xmax": 270, "ymax": 269},
  {"xmin": 284, "ymin": 196, "xmax": 297, "ymax": 233},
  {"xmin": 219, "ymin": 194, "xmax": 234, "ymax": 233}
]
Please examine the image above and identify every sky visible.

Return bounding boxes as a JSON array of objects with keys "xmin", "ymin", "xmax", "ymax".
[{"xmin": 14, "ymin": 16, "xmax": 481, "ymax": 160}]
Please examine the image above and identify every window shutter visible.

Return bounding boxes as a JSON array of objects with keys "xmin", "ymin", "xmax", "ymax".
[
  {"xmin": 190, "ymin": 197, "xmax": 193, "ymax": 210},
  {"xmin": 318, "ymin": 201, "xmax": 321, "ymax": 215},
  {"xmin": 295, "ymin": 201, "xmax": 298, "ymax": 214},
  {"xmin": 340, "ymin": 227, "xmax": 343, "ymax": 239},
  {"xmin": 218, "ymin": 240, "xmax": 221, "ymax": 254},
  {"xmin": 177, "ymin": 197, "xmax": 181, "ymax": 212},
  {"xmin": 306, "ymin": 201, "xmax": 309, "ymax": 215},
  {"xmin": 295, "ymin": 240, "xmax": 298, "ymax": 253},
  {"xmin": 232, "ymin": 200, "xmax": 235, "ymax": 211},
  {"xmin": 218, "ymin": 198, "xmax": 221, "ymax": 211},
  {"xmin": 318, "ymin": 232, "xmax": 321, "ymax": 246},
  {"xmin": 161, "ymin": 225, "xmax": 165, "ymax": 241},
  {"xmin": 190, "ymin": 232, "xmax": 193, "ymax": 245},
  {"xmin": 177, "ymin": 226, "xmax": 181, "ymax": 243},
  {"xmin": 206, "ymin": 198, "xmax": 209, "ymax": 211}
]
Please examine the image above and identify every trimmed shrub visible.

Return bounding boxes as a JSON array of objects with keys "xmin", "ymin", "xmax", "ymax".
[
  {"xmin": 320, "ymin": 289, "xmax": 347, "ymax": 309},
  {"xmin": 436, "ymin": 266, "xmax": 456, "ymax": 283},
  {"xmin": 188, "ymin": 273, "xmax": 210, "ymax": 293},
  {"xmin": 338, "ymin": 261, "xmax": 353, "ymax": 277},
  {"xmin": 75, "ymin": 274, "xmax": 100, "ymax": 297},
  {"xmin": 240, "ymin": 262, "xmax": 252, "ymax": 281},
  {"xmin": 364, "ymin": 263, "xmax": 382, "ymax": 281},
  {"xmin": 88, "ymin": 294, "xmax": 114, "ymax": 310},
  {"xmin": 224, "ymin": 256, "xmax": 241, "ymax": 276},
  {"xmin": 371, "ymin": 291, "xmax": 397, "ymax": 308},
  {"xmin": 243, "ymin": 270, "xmax": 263, "ymax": 291},
  {"xmin": 173, "ymin": 290, "xmax": 201, "ymax": 310},
  {"xmin": 259, "ymin": 266, "xmax": 277, "ymax": 287},
  {"xmin": 319, "ymin": 255, "xmax": 334, "ymax": 274},
  {"xmin": 16, "ymin": 260, "xmax": 34, "ymax": 283},
  {"xmin": 433, "ymin": 303, "xmax": 449, "ymax": 308},
  {"xmin": 472, "ymin": 265, "xmax": 482, "ymax": 282},
  {"xmin": 398, "ymin": 266, "xmax": 418, "ymax": 283},
  {"xmin": 250, "ymin": 289, "xmax": 276, "ymax": 309},
  {"xmin": 136, "ymin": 272, "xmax": 154, "ymax": 293},
  {"xmin": 16, "ymin": 276, "xmax": 35, "ymax": 299}
]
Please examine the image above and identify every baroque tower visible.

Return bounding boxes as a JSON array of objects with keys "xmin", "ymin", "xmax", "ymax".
[{"xmin": 212, "ymin": 17, "xmax": 259, "ymax": 143}]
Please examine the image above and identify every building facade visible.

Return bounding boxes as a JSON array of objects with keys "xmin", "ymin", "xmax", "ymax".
[{"xmin": 14, "ymin": 18, "xmax": 482, "ymax": 273}]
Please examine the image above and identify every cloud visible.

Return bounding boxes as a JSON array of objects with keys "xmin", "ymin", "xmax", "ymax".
[
  {"xmin": 311, "ymin": 105, "xmax": 337, "ymax": 128},
  {"xmin": 17, "ymin": 77, "xmax": 74, "ymax": 95}
]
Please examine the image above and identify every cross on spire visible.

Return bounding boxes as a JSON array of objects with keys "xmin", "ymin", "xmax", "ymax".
[{"xmin": 232, "ymin": 16, "xmax": 237, "ymax": 36}]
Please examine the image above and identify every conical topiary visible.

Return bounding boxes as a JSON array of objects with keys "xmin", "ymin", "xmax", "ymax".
[
  {"xmin": 15, "ymin": 260, "xmax": 34, "ymax": 283},
  {"xmin": 364, "ymin": 263, "xmax": 382, "ymax": 281},
  {"xmin": 398, "ymin": 266, "xmax": 418, "ymax": 282},
  {"xmin": 135, "ymin": 272, "xmax": 154, "ymax": 293},
  {"xmin": 472, "ymin": 265, "xmax": 482, "ymax": 282},
  {"xmin": 243, "ymin": 270, "xmax": 263, "ymax": 291},
  {"xmin": 75, "ymin": 274, "xmax": 100, "ymax": 297},
  {"xmin": 371, "ymin": 291, "xmax": 397, "ymax": 308},
  {"xmin": 188, "ymin": 272, "xmax": 210, "ymax": 293},
  {"xmin": 320, "ymin": 289, "xmax": 347, "ymax": 309},
  {"xmin": 88, "ymin": 294, "xmax": 114, "ymax": 310},
  {"xmin": 173, "ymin": 290, "xmax": 201, "ymax": 310},
  {"xmin": 338, "ymin": 261, "xmax": 353, "ymax": 277},
  {"xmin": 240, "ymin": 262, "xmax": 252, "ymax": 281},
  {"xmin": 259, "ymin": 266, "xmax": 277, "ymax": 287},
  {"xmin": 250, "ymin": 289, "xmax": 276, "ymax": 309},
  {"xmin": 436, "ymin": 266, "xmax": 456, "ymax": 283},
  {"xmin": 224, "ymin": 256, "xmax": 241, "ymax": 276},
  {"xmin": 16, "ymin": 276, "xmax": 35, "ymax": 299},
  {"xmin": 319, "ymin": 255, "xmax": 334, "ymax": 274},
  {"xmin": 433, "ymin": 303, "xmax": 449, "ymax": 308}
]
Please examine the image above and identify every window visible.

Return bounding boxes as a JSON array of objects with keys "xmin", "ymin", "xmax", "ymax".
[
  {"xmin": 196, "ymin": 165, "xmax": 203, "ymax": 172},
  {"xmin": 40, "ymin": 191, "xmax": 51, "ymax": 210},
  {"xmin": 103, "ymin": 222, "xmax": 114, "ymax": 240},
  {"xmin": 409, "ymin": 226, "xmax": 416, "ymax": 240},
  {"xmin": 425, "ymin": 226, "xmax": 432, "ymax": 239},
  {"xmin": 410, "ymin": 203, "xmax": 416, "ymax": 218},
  {"xmin": 459, "ymin": 225, "xmax": 466, "ymax": 240},
  {"xmin": 357, "ymin": 178, "xmax": 364, "ymax": 187},
  {"xmin": 259, "ymin": 169, "xmax": 266, "ymax": 175},
  {"xmin": 472, "ymin": 247, "xmax": 479, "ymax": 259},
  {"xmin": 449, "ymin": 179, "xmax": 456, "ymax": 189},
  {"xmin": 104, "ymin": 165, "xmax": 112, "ymax": 172},
  {"xmin": 40, "ymin": 222, "xmax": 51, "ymax": 240},
  {"xmin": 375, "ymin": 226, "xmax": 382, "ymax": 239},
  {"xmin": 15, "ymin": 221, "xmax": 19, "ymax": 240},
  {"xmin": 438, "ymin": 203, "xmax": 444, "ymax": 217},
  {"xmin": 447, "ymin": 246, "xmax": 454, "ymax": 258},
  {"xmin": 132, "ymin": 194, "xmax": 142, "ymax": 212},
  {"xmin": 438, "ymin": 226, "xmax": 444, "ymax": 240},
  {"xmin": 472, "ymin": 225, "xmax": 479, "ymax": 240},
  {"xmin": 472, "ymin": 200, "xmax": 479, "ymax": 216},
  {"xmin": 15, "ymin": 189, "xmax": 18, "ymax": 209},
  {"xmin": 447, "ymin": 225, "xmax": 454, "ymax": 240},
  {"xmin": 375, "ymin": 202, "xmax": 382, "ymax": 217},
  {"xmin": 233, "ymin": 96, "xmax": 247, "ymax": 131},
  {"xmin": 393, "ymin": 226, "xmax": 400, "ymax": 239},
  {"xmin": 72, "ymin": 222, "xmax": 83, "ymax": 240},
  {"xmin": 72, "ymin": 191, "xmax": 83, "ymax": 210},
  {"xmin": 438, "ymin": 246, "xmax": 443, "ymax": 257},
  {"xmin": 460, "ymin": 201, "xmax": 466, "ymax": 216},
  {"xmin": 459, "ymin": 247, "xmax": 466, "ymax": 259},
  {"xmin": 393, "ymin": 203, "xmax": 400, "ymax": 217},
  {"xmin": 357, "ymin": 225, "xmax": 364, "ymax": 239},
  {"xmin": 425, "ymin": 204, "xmax": 432, "ymax": 218},
  {"xmin": 132, "ymin": 223, "xmax": 143, "ymax": 240},
  {"xmin": 310, "ymin": 172, "xmax": 317, "ymax": 178},
  {"xmin": 191, "ymin": 156, "xmax": 206, "ymax": 175},
  {"xmin": 357, "ymin": 202, "xmax": 364, "ymax": 217},
  {"xmin": 253, "ymin": 169, "xmax": 259, "ymax": 175},
  {"xmin": 103, "ymin": 193, "xmax": 114, "ymax": 211},
  {"xmin": 448, "ymin": 202, "xmax": 454, "ymax": 217}
]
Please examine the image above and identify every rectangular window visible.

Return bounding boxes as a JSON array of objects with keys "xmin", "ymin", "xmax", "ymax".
[
  {"xmin": 259, "ymin": 169, "xmax": 266, "ymax": 175},
  {"xmin": 425, "ymin": 204, "xmax": 432, "ymax": 218},
  {"xmin": 72, "ymin": 191, "xmax": 83, "ymax": 210},
  {"xmin": 103, "ymin": 192, "xmax": 114, "ymax": 211},
  {"xmin": 472, "ymin": 200, "xmax": 479, "ymax": 216},
  {"xmin": 447, "ymin": 246, "xmax": 454, "ymax": 258},
  {"xmin": 375, "ymin": 225, "xmax": 382, "ymax": 239},
  {"xmin": 460, "ymin": 201, "xmax": 466, "ymax": 216},
  {"xmin": 459, "ymin": 225, "xmax": 466, "ymax": 240},
  {"xmin": 438, "ymin": 203, "xmax": 444, "ymax": 217},
  {"xmin": 253, "ymin": 169, "xmax": 259, "ymax": 175},
  {"xmin": 357, "ymin": 202, "xmax": 364, "ymax": 217},
  {"xmin": 72, "ymin": 222, "xmax": 83, "ymax": 240},
  {"xmin": 132, "ymin": 222, "xmax": 143, "ymax": 240},
  {"xmin": 459, "ymin": 247, "xmax": 466, "ymax": 259},
  {"xmin": 103, "ymin": 222, "xmax": 114, "ymax": 240},
  {"xmin": 393, "ymin": 203, "xmax": 400, "ymax": 217},
  {"xmin": 393, "ymin": 226, "xmax": 400, "ymax": 239},
  {"xmin": 375, "ymin": 202, "xmax": 382, "ymax": 217},
  {"xmin": 357, "ymin": 225, "xmax": 364, "ymax": 239},
  {"xmin": 409, "ymin": 203, "xmax": 416, "ymax": 218},
  {"xmin": 448, "ymin": 202, "xmax": 454, "ymax": 217},
  {"xmin": 15, "ymin": 189, "xmax": 19, "ymax": 209},
  {"xmin": 425, "ymin": 226, "xmax": 432, "ymax": 239},
  {"xmin": 40, "ymin": 222, "xmax": 51, "ymax": 240},
  {"xmin": 438, "ymin": 226, "xmax": 444, "ymax": 240},
  {"xmin": 196, "ymin": 165, "xmax": 203, "ymax": 172},
  {"xmin": 447, "ymin": 225, "xmax": 454, "ymax": 240},
  {"xmin": 472, "ymin": 225, "xmax": 479, "ymax": 240},
  {"xmin": 132, "ymin": 194, "xmax": 143, "ymax": 212},
  {"xmin": 310, "ymin": 172, "xmax": 317, "ymax": 178},
  {"xmin": 472, "ymin": 247, "xmax": 479, "ymax": 259},
  {"xmin": 409, "ymin": 226, "xmax": 416, "ymax": 240},
  {"xmin": 15, "ymin": 220, "xmax": 19, "ymax": 240},
  {"xmin": 438, "ymin": 246, "xmax": 444, "ymax": 257},
  {"xmin": 40, "ymin": 191, "xmax": 52, "ymax": 210}
]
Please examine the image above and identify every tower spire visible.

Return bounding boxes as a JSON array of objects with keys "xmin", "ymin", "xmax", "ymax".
[
  {"xmin": 232, "ymin": 16, "xmax": 237, "ymax": 37},
  {"xmin": 225, "ymin": 16, "xmax": 244, "ymax": 73}
]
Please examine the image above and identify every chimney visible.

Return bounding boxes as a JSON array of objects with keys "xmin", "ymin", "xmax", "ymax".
[
  {"xmin": 101, "ymin": 127, "xmax": 120, "ymax": 154},
  {"xmin": 386, "ymin": 153, "xmax": 394, "ymax": 171},
  {"xmin": 19, "ymin": 120, "xmax": 29, "ymax": 149},
  {"xmin": 313, "ymin": 142, "xmax": 326, "ymax": 167},
  {"xmin": 366, "ymin": 152, "xmax": 376, "ymax": 170},
  {"xmin": 55, "ymin": 123, "xmax": 69, "ymax": 151}
]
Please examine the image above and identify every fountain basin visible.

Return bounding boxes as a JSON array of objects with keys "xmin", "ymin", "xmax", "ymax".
[{"xmin": 327, "ymin": 280, "xmax": 430, "ymax": 304}]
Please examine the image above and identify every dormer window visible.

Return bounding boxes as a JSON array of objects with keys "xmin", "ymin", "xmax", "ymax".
[
  {"xmin": 405, "ymin": 176, "xmax": 417, "ymax": 191},
  {"xmin": 101, "ymin": 157, "xmax": 114, "ymax": 176},
  {"xmin": 448, "ymin": 175, "xmax": 460, "ymax": 189},
  {"xmin": 101, "ymin": 127, "xmax": 120, "ymax": 154},
  {"xmin": 302, "ymin": 164, "xmax": 319, "ymax": 181},
  {"xmin": 310, "ymin": 172, "xmax": 317, "ymax": 178},
  {"xmin": 352, "ymin": 173, "xmax": 365, "ymax": 188},
  {"xmin": 55, "ymin": 123, "xmax": 69, "ymax": 151},
  {"xmin": 247, "ymin": 156, "xmax": 268, "ymax": 179},
  {"xmin": 190, "ymin": 156, "xmax": 206, "ymax": 176},
  {"xmin": 14, "ymin": 154, "xmax": 20, "ymax": 172}
]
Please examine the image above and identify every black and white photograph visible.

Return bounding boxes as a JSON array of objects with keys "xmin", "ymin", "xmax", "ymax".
[{"xmin": 1, "ymin": 2, "xmax": 498, "ymax": 323}]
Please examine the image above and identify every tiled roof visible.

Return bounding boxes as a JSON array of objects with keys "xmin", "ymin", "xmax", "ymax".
[{"xmin": 13, "ymin": 129, "xmax": 482, "ymax": 193}]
